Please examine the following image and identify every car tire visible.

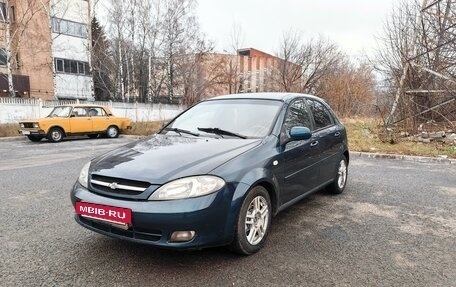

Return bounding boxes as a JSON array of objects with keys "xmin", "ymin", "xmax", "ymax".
[
  {"xmin": 27, "ymin": 135, "xmax": 43, "ymax": 142},
  {"xmin": 88, "ymin": 134, "xmax": 99, "ymax": 139},
  {"xmin": 327, "ymin": 155, "xmax": 348, "ymax": 194},
  {"xmin": 230, "ymin": 186, "xmax": 272, "ymax": 255},
  {"xmin": 106, "ymin": 126, "xmax": 119, "ymax": 138},
  {"xmin": 47, "ymin": 127, "xmax": 64, "ymax": 143}
]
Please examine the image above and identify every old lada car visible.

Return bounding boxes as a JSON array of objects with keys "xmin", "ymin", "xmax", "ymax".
[{"xmin": 19, "ymin": 105, "xmax": 132, "ymax": 142}]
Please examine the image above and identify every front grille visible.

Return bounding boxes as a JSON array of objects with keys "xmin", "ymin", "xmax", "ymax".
[
  {"xmin": 90, "ymin": 174, "xmax": 151, "ymax": 195},
  {"xmin": 23, "ymin": 123, "xmax": 34, "ymax": 128},
  {"xmin": 79, "ymin": 216, "xmax": 162, "ymax": 242}
]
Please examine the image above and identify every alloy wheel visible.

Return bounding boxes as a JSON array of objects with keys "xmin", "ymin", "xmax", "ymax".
[
  {"xmin": 244, "ymin": 195, "xmax": 269, "ymax": 245},
  {"xmin": 337, "ymin": 159, "xmax": 347, "ymax": 189}
]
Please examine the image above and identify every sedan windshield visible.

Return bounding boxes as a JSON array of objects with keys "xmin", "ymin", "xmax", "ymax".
[
  {"xmin": 48, "ymin": 106, "xmax": 72, "ymax": 117},
  {"xmin": 164, "ymin": 99, "xmax": 283, "ymax": 138}
]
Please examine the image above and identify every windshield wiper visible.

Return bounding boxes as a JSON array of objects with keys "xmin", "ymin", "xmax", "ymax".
[
  {"xmin": 163, "ymin": 127, "xmax": 200, "ymax": 137},
  {"xmin": 197, "ymin": 127, "xmax": 247, "ymax": 139}
]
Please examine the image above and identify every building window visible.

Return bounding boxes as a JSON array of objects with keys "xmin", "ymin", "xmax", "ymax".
[
  {"xmin": 0, "ymin": 48, "xmax": 7, "ymax": 66},
  {"xmin": 64, "ymin": 59, "xmax": 71, "ymax": 73},
  {"xmin": 51, "ymin": 17, "xmax": 88, "ymax": 38},
  {"xmin": 78, "ymin": 62, "xmax": 84, "ymax": 74},
  {"xmin": 0, "ymin": 3, "xmax": 6, "ymax": 22},
  {"xmin": 84, "ymin": 63, "xmax": 90, "ymax": 75},
  {"xmin": 54, "ymin": 58, "xmax": 90, "ymax": 76},
  {"xmin": 55, "ymin": 59, "xmax": 64, "ymax": 72}
]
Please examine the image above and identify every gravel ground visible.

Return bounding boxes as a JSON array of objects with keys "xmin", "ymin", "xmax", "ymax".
[{"xmin": 1, "ymin": 137, "xmax": 455, "ymax": 286}]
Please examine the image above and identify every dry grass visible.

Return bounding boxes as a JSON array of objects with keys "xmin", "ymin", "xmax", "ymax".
[
  {"xmin": 0, "ymin": 124, "xmax": 20, "ymax": 137},
  {"xmin": 342, "ymin": 117, "xmax": 456, "ymax": 159},
  {"xmin": 124, "ymin": 121, "xmax": 164, "ymax": 136}
]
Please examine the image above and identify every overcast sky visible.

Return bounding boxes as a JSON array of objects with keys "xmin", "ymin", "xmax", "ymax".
[{"xmin": 197, "ymin": 0, "xmax": 397, "ymax": 57}]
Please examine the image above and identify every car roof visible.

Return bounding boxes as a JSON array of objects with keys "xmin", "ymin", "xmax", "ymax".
[
  {"xmin": 56, "ymin": 104, "xmax": 108, "ymax": 108},
  {"xmin": 208, "ymin": 92, "xmax": 321, "ymax": 103}
]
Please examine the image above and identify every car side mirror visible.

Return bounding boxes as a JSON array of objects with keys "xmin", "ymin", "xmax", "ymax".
[
  {"xmin": 282, "ymin": 126, "xmax": 312, "ymax": 146},
  {"xmin": 289, "ymin": 126, "xmax": 312, "ymax": 141}
]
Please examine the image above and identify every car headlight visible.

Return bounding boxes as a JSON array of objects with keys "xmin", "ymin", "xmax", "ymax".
[
  {"xmin": 148, "ymin": 176, "xmax": 225, "ymax": 200},
  {"xmin": 78, "ymin": 162, "xmax": 91, "ymax": 188},
  {"xmin": 33, "ymin": 123, "xmax": 39, "ymax": 128},
  {"xmin": 20, "ymin": 123, "xmax": 24, "ymax": 128}
]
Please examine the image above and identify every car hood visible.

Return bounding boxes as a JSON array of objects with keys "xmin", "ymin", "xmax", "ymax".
[
  {"xmin": 90, "ymin": 134, "xmax": 262, "ymax": 184},
  {"xmin": 19, "ymin": 117, "xmax": 65, "ymax": 124}
]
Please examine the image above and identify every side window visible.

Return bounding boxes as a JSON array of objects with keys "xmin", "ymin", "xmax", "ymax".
[
  {"xmin": 89, "ymin": 107, "xmax": 106, "ymax": 117},
  {"xmin": 283, "ymin": 99, "xmax": 312, "ymax": 134},
  {"xmin": 72, "ymin": 107, "xmax": 88, "ymax": 117},
  {"xmin": 307, "ymin": 99, "xmax": 333, "ymax": 130}
]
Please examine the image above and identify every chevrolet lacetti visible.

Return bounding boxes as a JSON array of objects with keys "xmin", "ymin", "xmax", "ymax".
[{"xmin": 71, "ymin": 93, "xmax": 349, "ymax": 255}]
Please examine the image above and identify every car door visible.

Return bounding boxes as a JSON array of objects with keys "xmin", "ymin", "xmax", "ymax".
[
  {"xmin": 70, "ymin": 107, "xmax": 92, "ymax": 133},
  {"xmin": 306, "ymin": 99, "xmax": 341, "ymax": 183},
  {"xmin": 89, "ymin": 107, "xmax": 110, "ymax": 132},
  {"xmin": 281, "ymin": 99, "xmax": 321, "ymax": 204}
]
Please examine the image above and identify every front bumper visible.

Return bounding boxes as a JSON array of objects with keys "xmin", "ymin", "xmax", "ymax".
[
  {"xmin": 18, "ymin": 129, "xmax": 45, "ymax": 136},
  {"xmin": 70, "ymin": 182, "xmax": 240, "ymax": 249}
]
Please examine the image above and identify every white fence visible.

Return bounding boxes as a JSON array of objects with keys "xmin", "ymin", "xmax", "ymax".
[{"xmin": 0, "ymin": 98, "xmax": 185, "ymax": 124}]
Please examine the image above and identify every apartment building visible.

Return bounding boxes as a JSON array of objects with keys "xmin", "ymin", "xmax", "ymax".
[
  {"xmin": 0, "ymin": 0, "xmax": 92, "ymax": 100},
  {"xmin": 237, "ymin": 48, "xmax": 277, "ymax": 93},
  {"xmin": 196, "ymin": 48, "xmax": 287, "ymax": 100}
]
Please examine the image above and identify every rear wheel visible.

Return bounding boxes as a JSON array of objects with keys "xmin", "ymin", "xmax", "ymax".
[
  {"xmin": 230, "ymin": 186, "xmax": 271, "ymax": 255},
  {"xmin": 106, "ymin": 126, "xmax": 119, "ymax": 138},
  {"xmin": 47, "ymin": 127, "xmax": 64, "ymax": 143},
  {"xmin": 27, "ymin": 135, "xmax": 43, "ymax": 142},
  {"xmin": 327, "ymin": 155, "xmax": 348, "ymax": 194}
]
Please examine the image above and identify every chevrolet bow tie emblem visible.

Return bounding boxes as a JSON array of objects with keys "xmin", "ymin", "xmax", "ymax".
[{"xmin": 108, "ymin": 182, "xmax": 119, "ymax": 190}]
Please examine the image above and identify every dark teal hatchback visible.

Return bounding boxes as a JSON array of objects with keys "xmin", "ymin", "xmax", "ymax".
[{"xmin": 71, "ymin": 93, "xmax": 349, "ymax": 255}]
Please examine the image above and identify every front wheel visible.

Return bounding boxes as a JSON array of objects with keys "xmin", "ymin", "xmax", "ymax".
[
  {"xmin": 327, "ymin": 155, "xmax": 348, "ymax": 194},
  {"xmin": 47, "ymin": 127, "xmax": 64, "ymax": 143},
  {"xmin": 230, "ymin": 186, "xmax": 272, "ymax": 255},
  {"xmin": 106, "ymin": 126, "xmax": 119, "ymax": 138}
]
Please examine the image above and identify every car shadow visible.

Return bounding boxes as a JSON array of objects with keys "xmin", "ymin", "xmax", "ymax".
[{"xmin": 26, "ymin": 136, "xmax": 106, "ymax": 144}]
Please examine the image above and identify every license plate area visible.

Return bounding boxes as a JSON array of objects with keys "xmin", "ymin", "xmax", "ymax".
[
  {"xmin": 21, "ymin": 130, "xmax": 30, "ymax": 135},
  {"xmin": 76, "ymin": 202, "xmax": 132, "ymax": 228}
]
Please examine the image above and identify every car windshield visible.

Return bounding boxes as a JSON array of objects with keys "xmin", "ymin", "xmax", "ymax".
[
  {"xmin": 163, "ymin": 99, "xmax": 283, "ymax": 138},
  {"xmin": 48, "ymin": 106, "xmax": 72, "ymax": 117}
]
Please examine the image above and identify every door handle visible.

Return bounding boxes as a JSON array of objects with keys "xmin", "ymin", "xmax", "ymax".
[
  {"xmin": 334, "ymin": 131, "xmax": 341, "ymax": 137},
  {"xmin": 310, "ymin": 141, "xmax": 319, "ymax": 147}
]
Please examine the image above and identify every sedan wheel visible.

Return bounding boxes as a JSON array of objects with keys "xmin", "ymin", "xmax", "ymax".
[
  {"xmin": 231, "ymin": 186, "xmax": 271, "ymax": 255},
  {"xmin": 47, "ymin": 128, "xmax": 63, "ymax": 143},
  {"xmin": 106, "ymin": 126, "xmax": 119, "ymax": 138},
  {"xmin": 327, "ymin": 155, "xmax": 348, "ymax": 194}
]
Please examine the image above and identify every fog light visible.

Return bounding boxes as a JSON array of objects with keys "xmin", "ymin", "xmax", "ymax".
[{"xmin": 170, "ymin": 231, "xmax": 195, "ymax": 242}]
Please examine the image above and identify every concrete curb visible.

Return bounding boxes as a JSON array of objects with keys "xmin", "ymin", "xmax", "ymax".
[{"xmin": 352, "ymin": 151, "xmax": 455, "ymax": 164}]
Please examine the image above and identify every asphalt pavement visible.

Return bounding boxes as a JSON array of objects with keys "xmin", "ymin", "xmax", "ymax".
[{"xmin": 1, "ymin": 136, "xmax": 455, "ymax": 286}]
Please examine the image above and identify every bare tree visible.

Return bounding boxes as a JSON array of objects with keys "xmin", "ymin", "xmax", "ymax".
[
  {"xmin": 271, "ymin": 31, "xmax": 342, "ymax": 94},
  {"xmin": 374, "ymin": 0, "xmax": 456, "ymax": 129},
  {"xmin": 316, "ymin": 58, "xmax": 377, "ymax": 117}
]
